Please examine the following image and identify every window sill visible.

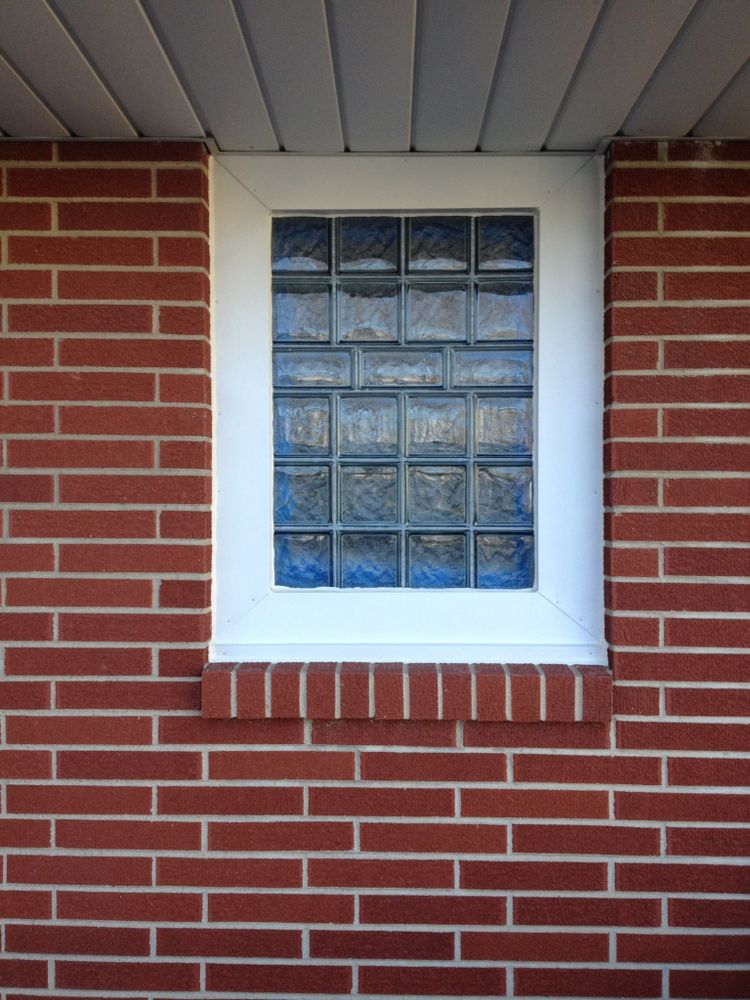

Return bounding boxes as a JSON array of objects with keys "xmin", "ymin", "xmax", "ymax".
[{"xmin": 201, "ymin": 662, "xmax": 611, "ymax": 723}]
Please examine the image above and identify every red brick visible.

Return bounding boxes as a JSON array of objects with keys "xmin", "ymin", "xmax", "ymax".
[
  {"xmin": 7, "ymin": 784, "xmax": 151, "ymax": 816},
  {"xmin": 340, "ymin": 661, "xmax": 370, "ymax": 717},
  {"xmin": 463, "ymin": 788, "xmax": 608, "ymax": 819},
  {"xmin": 667, "ymin": 139, "xmax": 750, "ymax": 161},
  {"xmin": 57, "ymin": 679, "xmax": 199, "ymax": 711},
  {"xmin": 7, "ymin": 923, "xmax": 149, "ymax": 956},
  {"xmin": 361, "ymin": 750, "xmax": 504, "ymax": 782},
  {"xmin": 59, "ymin": 269, "xmax": 208, "ymax": 303},
  {"xmin": 209, "ymin": 749, "xmax": 353, "ymax": 780},
  {"xmin": 58, "ymin": 749, "xmax": 200, "ymax": 780},
  {"xmin": 606, "ymin": 269, "xmax": 658, "ymax": 301},
  {"xmin": 361, "ymin": 821, "xmax": 505, "ymax": 854},
  {"xmin": 310, "ymin": 786, "xmax": 453, "ymax": 817},
  {"xmin": 516, "ymin": 896, "xmax": 660, "ymax": 927},
  {"xmin": 209, "ymin": 820, "xmax": 352, "ymax": 852},
  {"xmin": 59, "ymin": 337, "xmax": 207, "ymax": 370},
  {"xmin": 608, "ymin": 512, "xmax": 750, "ymax": 542},
  {"xmin": 313, "ymin": 719, "xmax": 456, "ymax": 747},
  {"xmin": 156, "ymin": 167, "xmax": 208, "ymax": 199},
  {"xmin": 312, "ymin": 929, "xmax": 452, "ymax": 960},
  {"xmin": 666, "ymin": 339, "xmax": 750, "ymax": 369},
  {"xmin": 0, "ymin": 338, "xmax": 54, "ymax": 366},
  {"xmin": 60, "ymin": 473, "xmax": 209, "ymax": 504},
  {"xmin": 667, "ymin": 686, "xmax": 750, "ymax": 716},
  {"xmin": 160, "ymin": 303, "xmax": 210, "ymax": 336},
  {"xmin": 360, "ymin": 966, "xmax": 503, "ymax": 996},
  {"xmin": 666, "ymin": 617, "xmax": 750, "ymax": 648},
  {"xmin": 665, "ymin": 202, "xmax": 750, "ymax": 231},
  {"xmin": 0, "ymin": 890, "xmax": 51, "ymax": 920},
  {"xmin": 56, "ymin": 961, "xmax": 198, "ymax": 993},
  {"xmin": 0, "ymin": 819, "xmax": 50, "ymax": 848},
  {"xmin": 207, "ymin": 964, "xmax": 350, "ymax": 995},
  {"xmin": 609, "ymin": 374, "xmax": 750, "ymax": 404},
  {"xmin": 0, "ymin": 202, "xmax": 51, "ymax": 230},
  {"xmin": 306, "ymin": 661, "xmax": 337, "ymax": 718},
  {"xmin": 514, "ymin": 823, "xmax": 660, "ymax": 856},
  {"xmin": 8, "ymin": 854, "xmax": 151, "ymax": 886},
  {"xmin": 613, "ymin": 684, "xmax": 660, "ymax": 715},
  {"xmin": 209, "ymin": 892, "xmax": 353, "ymax": 925},
  {"xmin": 0, "ymin": 613, "xmax": 53, "ymax": 641},
  {"xmin": 5, "ymin": 646, "xmax": 151, "ymax": 677},
  {"xmin": 9, "ymin": 303, "xmax": 152, "ymax": 333},
  {"xmin": 160, "ymin": 372, "xmax": 210, "ymax": 402},
  {"xmin": 0, "ymin": 681, "xmax": 49, "ymax": 709},
  {"xmin": 668, "ymin": 826, "xmax": 750, "ymax": 857},
  {"xmin": 11, "ymin": 509, "xmax": 155, "ymax": 538},
  {"xmin": 0, "ymin": 407, "xmax": 54, "ymax": 434},
  {"xmin": 59, "ymin": 201, "xmax": 208, "ymax": 232},
  {"xmin": 58, "ymin": 890, "xmax": 201, "ymax": 923},
  {"xmin": 8, "ymin": 438, "xmax": 152, "ymax": 470},
  {"xmin": 8, "ymin": 167, "xmax": 150, "ymax": 197},
  {"xmin": 58, "ymin": 141, "xmax": 208, "ymax": 162},
  {"xmin": 6, "ymin": 714, "xmax": 150, "ymax": 746},
  {"xmin": 11, "ymin": 372, "xmax": 154, "ymax": 404},
  {"xmin": 158, "ymin": 927, "xmax": 299, "ymax": 958},
  {"xmin": 611, "ymin": 168, "xmax": 750, "ymax": 198},
  {"xmin": 619, "ymin": 721, "xmax": 750, "ymax": 752},
  {"xmin": 474, "ymin": 662, "xmax": 506, "ymax": 721},
  {"xmin": 605, "ymin": 547, "xmax": 660, "ymax": 578},
  {"xmin": 0, "ymin": 750, "xmax": 51, "ymax": 779},
  {"xmin": 157, "ymin": 857, "xmax": 301, "ymax": 888},
  {"xmin": 409, "ymin": 661, "xmax": 439, "ymax": 718},
  {"xmin": 669, "ymin": 898, "xmax": 750, "ymax": 928},
  {"xmin": 605, "ymin": 339, "xmax": 659, "ymax": 370},
  {"xmin": 271, "ymin": 660, "xmax": 302, "ymax": 717},
  {"xmin": 541, "ymin": 663, "xmax": 577, "ymax": 722},
  {"xmin": 465, "ymin": 721, "xmax": 611, "ymax": 749},
  {"xmin": 310, "ymin": 858, "xmax": 453, "ymax": 889},
  {"xmin": 464, "ymin": 930, "xmax": 607, "ymax": 962},
  {"xmin": 59, "ymin": 611, "xmax": 209, "ymax": 643},
  {"xmin": 664, "ymin": 477, "xmax": 750, "ymax": 506},
  {"xmin": 462, "ymin": 860, "xmax": 606, "ymax": 891},
  {"xmin": 665, "ymin": 547, "xmax": 750, "ymax": 576},
  {"xmin": 158, "ymin": 785, "xmax": 302, "ymax": 816},
  {"xmin": 0, "ymin": 269, "xmax": 51, "ymax": 298},
  {"xmin": 160, "ymin": 439, "xmax": 211, "ymax": 469},
  {"xmin": 60, "ymin": 404, "xmax": 208, "ymax": 436},
  {"xmin": 6, "ymin": 578, "xmax": 151, "ymax": 608},
  {"xmin": 235, "ymin": 662, "xmax": 266, "ymax": 717},
  {"xmin": 360, "ymin": 893, "xmax": 505, "ymax": 926},
  {"xmin": 9, "ymin": 235, "xmax": 153, "ymax": 265},
  {"xmin": 605, "ymin": 407, "xmax": 659, "ymax": 438},
  {"xmin": 610, "ymin": 581, "xmax": 750, "ymax": 613},
  {"xmin": 617, "ymin": 862, "xmax": 750, "ymax": 894},
  {"xmin": 620, "ymin": 932, "xmax": 750, "ymax": 964},
  {"xmin": 612, "ymin": 235, "xmax": 750, "ymax": 267},
  {"xmin": 517, "ymin": 967, "xmax": 661, "ymax": 998},
  {"xmin": 60, "ymin": 543, "xmax": 208, "ymax": 572},
  {"xmin": 160, "ymin": 646, "xmax": 208, "ymax": 677},
  {"xmin": 608, "ymin": 441, "xmax": 750, "ymax": 473},
  {"xmin": 610, "ymin": 305, "xmax": 750, "ymax": 337},
  {"xmin": 159, "ymin": 237, "xmax": 209, "ymax": 268},
  {"xmin": 507, "ymin": 663, "xmax": 540, "ymax": 721},
  {"xmin": 0, "ymin": 961, "xmax": 47, "ymax": 989},
  {"xmin": 160, "ymin": 580, "xmax": 210, "ymax": 608},
  {"xmin": 606, "ymin": 201, "xmax": 659, "ymax": 231},
  {"xmin": 669, "ymin": 756, "xmax": 750, "ymax": 786},
  {"xmin": 670, "ymin": 970, "xmax": 750, "ymax": 999},
  {"xmin": 441, "ymin": 663, "xmax": 472, "ymax": 719},
  {"xmin": 160, "ymin": 716, "xmax": 303, "ymax": 745},
  {"xmin": 160, "ymin": 509, "xmax": 211, "ymax": 538}
]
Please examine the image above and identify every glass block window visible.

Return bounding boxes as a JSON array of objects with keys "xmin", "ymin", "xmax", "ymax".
[{"xmin": 271, "ymin": 214, "xmax": 535, "ymax": 589}]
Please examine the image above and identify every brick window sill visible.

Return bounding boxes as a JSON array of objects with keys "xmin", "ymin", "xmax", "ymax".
[{"xmin": 202, "ymin": 662, "xmax": 612, "ymax": 723}]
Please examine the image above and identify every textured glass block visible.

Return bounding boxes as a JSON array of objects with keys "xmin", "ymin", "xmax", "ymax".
[
  {"xmin": 274, "ymin": 465, "xmax": 330, "ymax": 525},
  {"xmin": 340, "ymin": 465, "xmax": 398, "ymax": 524},
  {"xmin": 408, "ymin": 283, "xmax": 467, "ymax": 341},
  {"xmin": 408, "ymin": 466, "xmax": 466, "ymax": 524},
  {"xmin": 453, "ymin": 349, "xmax": 532, "ymax": 387},
  {"xmin": 339, "ymin": 282, "xmax": 398, "ymax": 342},
  {"xmin": 341, "ymin": 533, "xmax": 399, "ymax": 587},
  {"xmin": 476, "ymin": 534, "xmax": 533, "ymax": 588},
  {"xmin": 274, "ymin": 397, "xmax": 330, "ymax": 456},
  {"xmin": 361, "ymin": 350, "xmax": 442, "ymax": 387},
  {"xmin": 476, "ymin": 466, "xmax": 533, "ymax": 525},
  {"xmin": 273, "ymin": 282, "xmax": 330, "ymax": 342},
  {"xmin": 478, "ymin": 216, "xmax": 534, "ymax": 271},
  {"xmin": 272, "ymin": 217, "xmax": 329, "ymax": 272},
  {"xmin": 475, "ymin": 397, "xmax": 533, "ymax": 455},
  {"xmin": 409, "ymin": 216, "xmax": 467, "ymax": 271},
  {"xmin": 339, "ymin": 217, "xmax": 398, "ymax": 272},
  {"xmin": 339, "ymin": 396, "xmax": 398, "ymax": 456},
  {"xmin": 408, "ymin": 534, "xmax": 466, "ymax": 588},
  {"xmin": 408, "ymin": 397, "xmax": 466, "ymax": 455},
  {"xmin": 273, "ymin": 351, "xmax": 350, "ymax": 387},
  {"xmin": 477, "ymin": 281, "xmax": 533, "ymax": 341},
  {"xmin": 275, "ymin": 533, "xmax": 331, "ymax": 587}
]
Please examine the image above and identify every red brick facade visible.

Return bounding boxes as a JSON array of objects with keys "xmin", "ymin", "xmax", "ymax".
[{"xmin": 0, "ymin": 139, "xmax": 748, "ymax": 998}]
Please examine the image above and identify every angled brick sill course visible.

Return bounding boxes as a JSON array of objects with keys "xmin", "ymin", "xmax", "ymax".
[{"xmin": 202, "ymin": 662, "xmax": 612, "ymax": 723}]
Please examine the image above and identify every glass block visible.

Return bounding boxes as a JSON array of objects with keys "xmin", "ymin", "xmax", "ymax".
[
  {"xmin": 408, "ymin": 534, "xmax": 466, "ymax": 588},
  {"xmin": 338, "ymin": 217, "xmax": 398, "ymax": 272},
  {"xmin": 408, "ymin": 283, "xmax": 467, "ymax": 341},
  {"xmin": 361, "ymin": 350, "xmax": 442, "ymax": 387},
  {"xmin": 339, "ymin": 282, "xmax": 398, "ymax": 342},
  {"xmin": 476, "ymin": 281, "xmax": 533, "ymax": 341},
  {"xmin": 340, "ymin": 465, "xmax": 398, "ymax": 524},
  {"xmin": 274, "ymin": 465, "xmax": 330, "ymax": 525},
  {"xmin": 275, "ymin": 533, "xmax": 331, "ymax": 587},
  {"xmin": 339, "ymin": 396, "xmax": 398, "ymax": 456},
  {"xmin": 453, "ymin": 349, "xmax": 532, "ymax": 387},
  {"xmin": 408, "ymin": 466, "xmax": 466, "ymax": 524},
  {"xmin": 409, "ymin": 216, "xmax": 467, "ymax": 271},
  {"xmin": 273, "ymin": 351, "xmax": 350, "ymax": 387},
  {"xmin": 274, "ymin": 397, "xmax": 330, "ymax": 456},
  {"xmin": 273, "ymin": 281, "xmax": 330, "ymax": 342},
  {"xmin": 475, "ymin": 397, "xmax": 533, "ymax": 455},
  {"xmin": 341, "ymin": 533, "xmax": 399, "ymax": 587},
  {"xmin": 272, "ymin": 217, "xmax": 329, "ymax": 272},
  {"xmin": 478, "ymin": 215, "xmax": 534, "ymax": 271},
  {"xmin": 476, "ymin": 534, "xmax": 533, "ymax": 588},
  {"xmin": 408, "ymin": 396, "xmax": 466, "ymax": 455},
  {"xmin": 476, "ymin": 466, "xmax": 533, "ymax": 525}
]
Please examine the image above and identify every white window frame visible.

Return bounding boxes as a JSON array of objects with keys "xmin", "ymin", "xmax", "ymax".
[{"xmin": 211, "ymin": 154, "xmax": 605, "ymax": 664}]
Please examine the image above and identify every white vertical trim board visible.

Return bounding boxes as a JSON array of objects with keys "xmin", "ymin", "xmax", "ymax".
[{"xmin": 212, "ymin": 154, "xmax": 606, "ymax": 664}]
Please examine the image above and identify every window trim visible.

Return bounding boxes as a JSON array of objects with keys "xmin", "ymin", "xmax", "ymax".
[{"xmin": 211, "ymin": 154, "xmax": 606, "ymax": 664}]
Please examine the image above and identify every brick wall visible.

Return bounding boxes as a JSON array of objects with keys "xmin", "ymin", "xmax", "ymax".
[{"xmin": 0, "ymin": 138, "xmax": 748, "ymax": 999}]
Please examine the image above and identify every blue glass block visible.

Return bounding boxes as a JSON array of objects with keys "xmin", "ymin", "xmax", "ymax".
[
  {"xmin": 275, "ymin": 533, "xmax": 331, "ymax": 588},
  {"xmin": 476, "ymin": 534, "xmax": 533, "ymax": 588},
  {"xmin": 339, "ymin": 282, "xmax": 398, "ymax": 341},
  {"xmin": 477, "ymin": 216, "xmax": 534, "ymax": 271},
  {"xmin": 338, "ymin": 217, "xmax": 398, "ymax": 272},
  {"xmin": 475, "ymin": 397, "xmax": 533, "ymax": 455},
  {"xmin": 274, "ymin": 465, "xmax": 330, "ymax": 525},
  {"xmin": 272, "ymin": 217, "xmax": 329, "ymax": 272},
  {"xmin": 453, "ymin": 349, "xmax": 532, "ymax": 387},
  {"xmin": 340, "ymin": 465, "xmax": 398, "ymax": 524},
  {"xmin": 476, "ymin": 281, "xmax": 533, "ymax": 341},
  {"xmin": 408, "ymin": 534, "xmax": 466, "ymax": 588},
  {"xmin": 273, "ymin": 351, "xmax": 350, "ymax": 387},
  {"xmin": 476, "ymin": 467, "xmax": 533, "ymax": 525},
  {"xmin": 339, "ymin": 396, "xmax": 398, "ymax": 456},
  {"xmin": 408, "ymin": 396, "xmax": 466, "ymax": 455},
  {"xmin": 341, "ymin": 533, "xmax": 399, "ymax": 587},
  {"xmin": 409, "ymin": 216, "xmax": 467, "ymax": 271},
  {"xmin": 408, "ymin": 466, "xmax": 466, "ymax": 524},
  {"xmin": 274, "ymin": 397, "xmax": 330, "ymax": 456},
  {"xmin": 273, "ymin": 281, "xmax": 330, "ymax": 342},
  {"xmin": 408, "ymin": 283, "xmax": 467, "ymax": 341},
  {"xmin": 361, "ymin": 350, "xmax": 442, "ymax": 387}
]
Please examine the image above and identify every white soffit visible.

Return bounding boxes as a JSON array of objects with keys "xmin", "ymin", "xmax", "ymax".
[{"xmin": 0, "ymin": 0, "xmax": 748, "ymax": 149}]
